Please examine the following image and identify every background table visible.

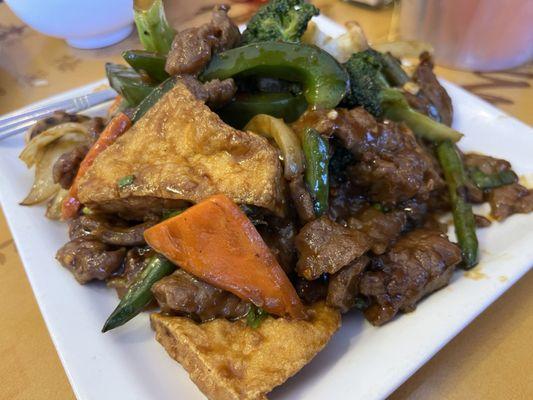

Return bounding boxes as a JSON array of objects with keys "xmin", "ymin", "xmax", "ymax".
[{"xmin": 0, "ymin": 1, "xmax": 531, "ymax": 399}]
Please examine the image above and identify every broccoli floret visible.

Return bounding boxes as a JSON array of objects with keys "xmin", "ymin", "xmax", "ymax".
[
  {"xmin": 343, "ymin": 49, "xmax": 389, "ymax": 116},
  {"xmin": 343, "ymin": 49, "xmax": 462, "ymax": 142},
  {"xmin": 241, "ymin": 0, "xmax": 319, "ymax": 44}
]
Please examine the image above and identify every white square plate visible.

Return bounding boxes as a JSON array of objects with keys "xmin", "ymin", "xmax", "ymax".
[{"xmin": 0, "ymin": 16, "xmax": 532, "ymax": 400}]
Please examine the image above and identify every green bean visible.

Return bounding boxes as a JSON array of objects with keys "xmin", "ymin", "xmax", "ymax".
[
  {"xmin": 437, "ymin": 140, "xmax": 478, "ymax": 269},
  {"xmin": 133, "ymin": 0, "xmax": 175, "ymax": 55},
  {"xmin": 381, "ymin": 89, "xmax": 463, "ymax": 143},
  {"xmin": 467, "ymin": 167, "xmax": 517, "ymax": 190},
  {"xmin": 302, "ymin": 128, "xmax": 330, "ymax": 216},
  {"xmin": 380, "ymin": 51, "xmax": 410, "ymax": 87},
  {"xmin": 102, "ymin": 255, "xmax": 175, "ymax": 332}
]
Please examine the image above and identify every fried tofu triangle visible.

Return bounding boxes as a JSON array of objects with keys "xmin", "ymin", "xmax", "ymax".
[
  {"xmin": 151, "ymin": 302, "xmax": 341, "ymax": 400},
  {"xmin": 77, "ymin": 82, "xmax": 285, "ymax": 218}
]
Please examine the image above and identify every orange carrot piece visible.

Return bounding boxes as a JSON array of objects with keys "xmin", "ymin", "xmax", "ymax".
[
  {"xmin": 61, "ymin": 112, "xmax": 132, "ymax": 219},
  {"xmin": 107, "ymin": 95, "xmax": 123, "ymax": 116},
  {"xmin": 144, "ymin": 194, "xmax": 306, "ymax": 320}
]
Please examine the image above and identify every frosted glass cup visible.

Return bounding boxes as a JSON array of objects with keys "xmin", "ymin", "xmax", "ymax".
[{"xmin": 399, "ymin": 0, "xmax": 533, "ymax": 71}]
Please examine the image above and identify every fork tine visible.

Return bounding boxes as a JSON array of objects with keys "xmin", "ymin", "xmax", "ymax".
[
  {"xmin": 0, "ymin": 125, "xmax": 29, "ymax": 141},
  {"xmin": 0, "ymin": 103, "xmax": 83, "ymax": 140},
  {"xmin": 0, "ymin": 100, "xmax": 75, "ymax": 131},
  {"xmin": 0, "ymin": 89, "xmax": 115, "ymax": 130},
  {"xmin": 0, "ymin": 118, "xmax": 47, "ymax": 141},
  {"xmin": 0, "ymin": 94, "xmax": 86, "ymax": 125},
  {"xmin": 0, "ymin": 88, "xmax": 117, "ymax": 143}
]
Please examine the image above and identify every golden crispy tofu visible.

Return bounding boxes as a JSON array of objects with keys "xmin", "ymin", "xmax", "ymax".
[
  {"xmin": 151, "ymin": 302, "xmax": 341, "ymax": 400},
  {"xmin": 77, "ymin": 82, "xmax": 285, "ymax": 218}
]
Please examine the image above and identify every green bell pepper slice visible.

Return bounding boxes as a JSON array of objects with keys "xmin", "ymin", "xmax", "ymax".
[
  {"xmin": 200, "ymin": 42, "xmax": 349, "ymax": 110},
  {"xmin": 122, "ymin": 50, "xmax": 170, "ymax": 83},
  {"xmin": 218, "ymin": 92, "xmax": 307, "ymax": 129},
  {"xmin": 106, "ymin": 63, "xmax": 154, "ymax": 107}
]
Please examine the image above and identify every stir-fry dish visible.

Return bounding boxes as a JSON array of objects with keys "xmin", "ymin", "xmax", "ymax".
[{"xmin": 19, "ymin": 1, "xmax": 533, "ymax": 399}]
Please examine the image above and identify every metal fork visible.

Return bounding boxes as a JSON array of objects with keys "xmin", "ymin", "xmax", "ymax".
[{"xmin": 0, "ymin": 88, "xmax": 117, "ymax": 142}]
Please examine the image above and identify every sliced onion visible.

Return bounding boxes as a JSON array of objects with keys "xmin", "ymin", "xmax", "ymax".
[
  {"xmin": 46, "ymin": 188, "xmax": 69, "ymax": 220},
  {"xmin": 245, "ymin": 114, "xmax": 305, "ymax": 181},
  {"xmin": 302, "ymin": 21, "xmax": 369, "ymax": 63},
  {"xmin": 19, "ymin": 122, "xmax": 91, "ymax": 167},
  {"xmin": 303, "ymin": 20, "xmax": 433, "ymax": 65},
  {"xmin": 20, "ymin": 122, "xmax": 91, "ymax": 206},
  {"xmin": 21, "ymin": 136, "xmax": 86, "ymax": 205}
]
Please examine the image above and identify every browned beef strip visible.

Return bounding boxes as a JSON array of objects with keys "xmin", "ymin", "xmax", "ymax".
[
  {"xmin": 69, "ymin": 215, "xmax": 156, "ymax": 246},
  {"xmin": 165, "ymin": 27, "xmax": 211, "ymax": 75},
  {"xmin": 359, "ymin": 229, "xmax": 461, "ymax": 326},
  {"xmin": 465, "ymin": 180, "xmax": 485, "ymax": 204},
  {"xmin": 328, "ymin": 180, "xmax": 367, "ymax": 224},
  {"xmin": 413, "ymin": 52, "xmax": 453, "ymax": 126},
  {"xmin": 422, "ymin": 213, "xmax": 449, "ymax": 233},
  {"xmin": 288, "ymin": 176, "xmax": 315, "ymax": 223},
  {"xmin": 299, "ymin": 107, "xmax": 444, "ymax": 206},
  {"xmin": 202, "ymin": 78, "xmax": 238, "ymax": 109},
  {"xmin": 328, "ymin": 142, "xmax": 368, "ymax": 223},
  {"xmin": 348, "ymin": 122, "xmax": 443, "ymax": 205},
  {"xmin": 295, "ymin": 216, "xmax": 370, "ymax": 280},
  {"xmin": 152, "ymin": 269, "xmax": 250, "ymax": 322},
  {"xmin": 256, "ymin": 215, "xmax": 297, "ymax": 275},
  {"xmin": 176, "ymin": 75, "xmax": 207, "ymax": 99},
  {"xmin": 326, "ymin": 256, "xmax": 369, "ymax": 313},
  {"xmin": 295, "ymin": 276, "xmax": 328, "ymax": 304},
  {"xmin": 165, "ymin": 5, "xmax": 241, "ymax": 76},
  {"xmin": 398, "ymin": 198, "xmax": 430, "ymax": 227},
  {"xmin": 489, "ymin": 183, "xmax": 533, "ymax": 221},
  {"xmin": 56, "ymin": 238, "xmax": 125, "ymax": 284},
  {"xmin": 107, "ymin": 247, "xmax": 154, "ymax": 298},
  {"xmin": 178, "ymin": 75, "xmax": 237, "ymax": 109},
  {"xmin": 50, "ymin": 116, "xmax": 105, "ymax": 190},
  {"xmin": 347, "ymin": 207, "xmax": 406, "ymax": 255},
  {"xmin": 52, "ymin": 145, "xmax": 89, "ymax": 189},
  {"xmin": 403, "ymin": 91, "xmax": 442, "ymax": 123}
]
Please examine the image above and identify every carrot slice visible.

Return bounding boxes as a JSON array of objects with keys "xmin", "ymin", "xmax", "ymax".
[
  {"xmin": 144, "ymin": 194, "xmax": 306, "ymax": 319},
  {"xmin": 61, "ymin": 112, "xmax": 132, "ymax": 219},
  {"xmin": 107, "ymin": 95, "xmax": 123, "ymax": 116}
]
